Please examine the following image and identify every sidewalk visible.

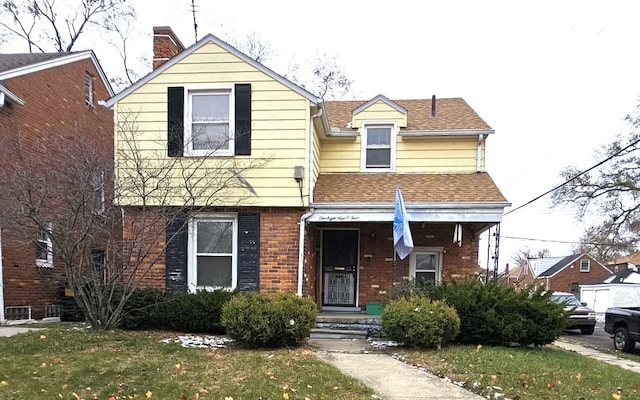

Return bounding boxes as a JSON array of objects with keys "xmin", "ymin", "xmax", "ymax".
[
  {"xmin": 0, "ymin": 326, "xmax": 40, "ymax": 337},
  {"xmin": 553, "ymin": 340, "xmax": 640, "ymax": 374},
  {"xmin": 309, "ymin": 338, "xmax": 484, "ymax": 400}
]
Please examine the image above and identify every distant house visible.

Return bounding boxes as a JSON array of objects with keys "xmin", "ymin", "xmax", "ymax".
[
  {"xmin": 607, "ymin": 252, "xmax": 640, "ymax": 274},
  {"xmin": 504, "ymin": 263, "xmax": 535, "ymax": 289},
  {"xmin": 527, "ymin": 254, "xmax": 612, "ymax": 297},
  {"xmin": 0, "ymin": 52, "xmax": 113, "ymax": 323}
]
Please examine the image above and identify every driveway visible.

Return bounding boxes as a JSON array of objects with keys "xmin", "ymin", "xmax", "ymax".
[{"xmin": 560, "ymin": 321, "xmax": 626, "ymax": 352}]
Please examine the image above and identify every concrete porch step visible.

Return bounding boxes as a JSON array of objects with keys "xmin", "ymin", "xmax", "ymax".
[{"xmin": 310, "ymin": 328, "xmax": 369, "ymax": 340}]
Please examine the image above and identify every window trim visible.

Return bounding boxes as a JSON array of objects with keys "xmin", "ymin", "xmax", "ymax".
[
  {"xmin": 580, "ymin": 259, "xmax": 590, "ymax": 272},
  {"xmin": 84, "ymin": 72, "xmax": 94, "ymax": 107},
  {"xmin": 183, "ymin": 84, "xmax": 235, "ymax": 157},
  {"xmin": 35, "ymin": 222, "xmax": 53, "ymax": 268},
  {"xmin": 187, "ymin": 213, "xmax": 238, "ymax": 292},
  {"xmin": 360, "ymin": 121, "xmax": 396, "ymax": 172},
  {"xmin": 409, "ymin": 247, "xmax": 443, "ymax": 283}
]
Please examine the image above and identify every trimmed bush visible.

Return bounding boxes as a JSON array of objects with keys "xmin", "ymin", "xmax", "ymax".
[
  {"xmin": 118, "ymin": 288, "xmax": 234, "ymax": 334},
  {"xmin": 436, "ymin": 279, "xmax": 567, "ymax": 346},
  {"xmin": 160, "ymin": 289, "xmax": 234, "ymax": 334},
  {"xmin": 386, "ymin": 278, "xmax": 439, "ymax": 301},
  {"xmin": 222, "ymin": 291, "xmax": 317, "ymax": 347},
  {"xmin": 382, "ymin": 296, "xmax": 460, "ymax": 348}
]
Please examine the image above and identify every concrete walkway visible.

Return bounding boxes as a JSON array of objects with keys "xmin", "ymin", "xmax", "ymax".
[
  {"xmin": 0, "ymin": 326, "xmax": 40, "ymax": 337},
  {"xmin": 553, "ymin": 340, "xmax": 640, "ymax": 373},
  {"xmin": 309, "ymin": 338, "xmax": 484, "ymax": 399}
]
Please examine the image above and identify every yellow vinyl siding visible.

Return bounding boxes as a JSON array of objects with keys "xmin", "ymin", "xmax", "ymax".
[
  {"xmin": 114, "ymin": 41, "xmax": 310, "ymax": 207},
  {"xmin": 352, "ymin": 101, "xmax": 407, "ymax": 128},
  {"xmin": 319, "ymin": 135, "xmax": 479, "ymax": 173}
]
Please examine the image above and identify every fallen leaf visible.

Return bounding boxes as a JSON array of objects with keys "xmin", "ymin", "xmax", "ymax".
[
  {"xmin": 108, "ymin": 395, "xmax": 119, "ymax": 400},
  {"xmin": 224, "ymin": 397, "xmax": 234, "ymax": 400},
  {"xmin": 283, "ymin": 393, "xmax": 289, "ymax": 400},
  {"xmin": 146, "ymin": 390, "xmax": 153, "ymax": 398},
  {"xmin": 72, "ymin": 393, "xmax": 80, "ymax": 400},
  {"xmin": 490, "ymin": 375, "xmax": 497, "ymax": 385},
  {"xmin": 0, "ymin": 381, "xmax": 7, "ymax": 387},
  {"xmin": 175, "ymin": 362, "xmax": 182, "ymax": 370},
  {"xmin": 178, "ymin": 394, "xmax": 187, "ymax": 400},
  {"xmin": 575, "ymin": 372, "xmax": 581, "ymax": 381},
  {"xmin": 476, "ymin": 344, "xmax": 482, "ymax": 352},
  {"xmin": 612, "ymin": 393, "xmax": 621, "ymax": 400},
  {"xmin": 195, "ymin": 393, "xmax": 200, "ymax": 400},
  {"xmin": 61, "ymin": 384, "xmax": 68, "ymax": 390},
  {"xmin": 58, "ymin": 395, "xmax": 63, "ymax": 399},
  {"xmin": 53, "ymin": 357, "xmax": 62, "ymax": 364},
  {"xmin": 40, "ymin": 362, "xmax": 48, "ymax": 368},
  {"xmin": 40, "ymin": 335, "xmax": 46, "ymax": 339}
]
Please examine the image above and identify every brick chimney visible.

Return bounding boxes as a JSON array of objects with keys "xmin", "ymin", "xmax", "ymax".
[{"xmin": 153, "ymin": 26, "xmax": 185, "ymax": 70}]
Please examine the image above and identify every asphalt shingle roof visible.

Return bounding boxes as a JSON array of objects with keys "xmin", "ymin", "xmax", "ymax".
[
  {"xmin": 313, "ymin": 172, "xmax": 507, "ymax": 204},
  {"xmin": 323, "ymin": 98, "xmax": 492, "ymax": 131},
  {"xmin": 535, "ymin": 254, "xmax": 580, "ymax": 277},
  {"xmin": 0, "ymin": 53, "xmax": 70, "ymax": 74}
]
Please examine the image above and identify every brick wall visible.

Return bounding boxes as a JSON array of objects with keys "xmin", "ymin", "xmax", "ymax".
[
  {"xmin": 538, "ymin": 255, "xmax": 612, "ymax": 295},
  {"xmin": 153, "ymin": 27, "xmax": 185, "ymax": 70},
  {"xmin": 0, "ymin": 57, "xmax": 113, "ymax": 319},
  {"xmin": 259, "ymin": 209, "xmax": 304, "ymax": 292},
  {"xmin": 309, "ymin": 221, "xmax": 481, "ymax": 307}
]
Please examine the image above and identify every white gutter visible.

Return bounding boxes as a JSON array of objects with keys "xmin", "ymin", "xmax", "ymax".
[
  {"xmin": 0, "ymin": 222, "xmax": 5, "ymax": 324},
  {"xmin": 296, "ymin": 106, "xmax": 324, "ymax": 296},
  {"xmin": 476, "ymin": 134, "xmax": 484, "ymax": 172}
]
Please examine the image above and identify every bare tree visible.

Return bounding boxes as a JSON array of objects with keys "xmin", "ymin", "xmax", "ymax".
[
  {"xmin": 0, "ymin": 113, "xmax": 267, "ymax": 330},
  {"xmin": 552, "ymin": 102, "xmax": 640, "ymax": 259},
  {"xmin": 512, "ymin": 248, "xmax": 551, "ymax": 267},
  {"xmin": 570, "ymin": 225, "xmax": 635, "ymax": 264}
]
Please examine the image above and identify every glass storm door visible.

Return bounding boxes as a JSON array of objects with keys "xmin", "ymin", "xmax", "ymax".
[{"xmin": 322, "ymin": 230, "xmax": 359, "ymax": 307}]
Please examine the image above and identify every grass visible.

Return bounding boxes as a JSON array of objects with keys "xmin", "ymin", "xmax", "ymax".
[
  {"xmin": 393, "ymin": 344, "xmax": 640, "ymax": 399},
  {"xmin": 0, "ymin": 323, "xmax": 374, "ymax": 400}
]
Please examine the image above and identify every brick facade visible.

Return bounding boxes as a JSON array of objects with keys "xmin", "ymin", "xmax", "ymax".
[
  {"xmin": 0, "ymin": 57, "xmax": 113, "ymax": 320},
  {"xmin": 535, "ymin": 255, "xmax": 612, "ymax": 295},
  {"xmin": 153, "ymin": 27, "xmax": 185, "ymax": 70}
]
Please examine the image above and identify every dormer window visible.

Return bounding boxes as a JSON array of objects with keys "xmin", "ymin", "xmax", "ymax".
[{"xmin": 361, "ymin": 123, "xmax": 395, "ymax": 171}]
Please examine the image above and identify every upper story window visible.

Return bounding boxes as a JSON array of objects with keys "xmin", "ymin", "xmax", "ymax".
[
  {"xmin": 85, "ymin": 72, "xmax": 94, "ymax": 107},
  {"xmin": 361, "ymin": 124, "xmax": 395, "ymax": 171},
  {"xmin": 90, "ymin": 170, "xmax": 105, "ymax": 214},
  {"xmin": 580, "ymin": 259, "xmax": 590, "ymax": 272},
  {"xmin": 186, "ymin": 88, "xmax": 234, "ymax": 156},
  {"xmin": 35, "ymin": 222, "xmax": 53, "ymax": 268}
]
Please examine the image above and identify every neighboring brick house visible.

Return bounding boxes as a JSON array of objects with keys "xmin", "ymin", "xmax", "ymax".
[
  {"xmin": 504, "ymin": 263, "xmax": 535, "ymax": 290},
  {"xmin": 0, "ymin": 52, "xmax": 113, "ymax": 323},
  {"xmin": 104, "ymin": 27, "xmax": 510, "ymax": 311},
  {"xmin": 528, "ymin": 254, "xmax": 612, "ymax": 297}
]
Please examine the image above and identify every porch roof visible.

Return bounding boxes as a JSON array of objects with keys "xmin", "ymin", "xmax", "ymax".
[{"xmin": 310, "ymin": 172, "xmax": 510, "ymax": 223}]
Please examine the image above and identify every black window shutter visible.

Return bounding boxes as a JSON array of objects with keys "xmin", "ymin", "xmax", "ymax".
[
  {"xmin": 237, "ymin": 213, "xmax": 260, "ymax": 291},
  {"xmin": 165, "ymin": 213, "xmax": 188, "ymax": 292},
  {"xmin": 234, "ymin": 84, "xmax": 252, "ymax": 155},
  {"xmin": 167, "ymin": 87, "xmax": 184, "ymax": 157}
]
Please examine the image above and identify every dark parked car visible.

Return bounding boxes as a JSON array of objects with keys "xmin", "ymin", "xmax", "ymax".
[{"xmin": 550, "ymin": 292, "xmax": 596, "ymax": 335}]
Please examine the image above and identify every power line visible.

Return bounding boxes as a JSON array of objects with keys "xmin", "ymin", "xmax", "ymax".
[
  {"xmin": 504, "ymin": 135, "xmax": 640, "ymax": 216},
  {"xmin": 499, "ymin": 235, "xmax": 631, "ymax": 247}
]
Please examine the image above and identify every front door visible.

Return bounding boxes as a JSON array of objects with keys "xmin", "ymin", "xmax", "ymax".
[{"xmin": 322, "ymin": 229, "xmax": 359, "ymax": 307}]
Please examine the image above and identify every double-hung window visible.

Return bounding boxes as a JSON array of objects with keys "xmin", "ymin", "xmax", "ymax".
[
  {"xmin": 409, "ymin": 248, "xmax": 443, "ymax": 283},
  {"xmin": 362, "ymin": 124, "xmax": 394, "ymax": 170},
  {"xmin": 186, "ymin": 88, "xmax": 234, "ymax": 156},
  {"xmin": 35, "ymin": 222, "xmax": 53, "ymax": 267},
  {"xmin": 188, "ymin": 215, "xmax": 237, "ymax": 291},
  {"xmin": 580, "ymin": 259, "xmax": 590, "ymax": 272}
]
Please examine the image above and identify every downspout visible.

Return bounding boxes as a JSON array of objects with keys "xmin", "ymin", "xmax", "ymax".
[
  {"xmin": 476, "ymin": 134, "xmax": 484, "ymax": 172},
  {"xmin": 0, "ymin": 222, "xmax": 5, "ymax": 324},
  {"xmin": 297, "ymin": 105, "xmax": 323, "ymax": 296}
]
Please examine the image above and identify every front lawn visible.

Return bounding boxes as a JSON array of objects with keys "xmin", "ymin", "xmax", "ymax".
[
  {"xmin": 393, "ymin": 344, "xmax": 640, "ymax": 399},
  {"xmin": 0, "ymin": 324, "xmax": 373, "ymax": 400}
]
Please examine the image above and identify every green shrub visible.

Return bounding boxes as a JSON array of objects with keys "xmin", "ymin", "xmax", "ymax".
[
  {"xmin": 117, "ymin": 288, "xmax": 234, "ymax": 334},
  {"xmin": 381, "ymin": 296, "xmax": 460, "ymax": 348},
  {"xmin": 386, "ymin": 278, "xmax": 440, "ymax": 301},
  {"xmin": 222, "ymin": 291, "xmax": 317, "ymax": 347},
  {"xmin": 437, "ymin": 279, "xmax": 566, "ymax": 346},
  {"xmin": 117, "ymin": 286, "xmax": 165, "ymax": 330}
]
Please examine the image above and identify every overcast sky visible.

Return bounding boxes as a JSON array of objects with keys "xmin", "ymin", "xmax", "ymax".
[{"xmin": 6, "ymin": 0, "xmax": 640, "ymax": 268}]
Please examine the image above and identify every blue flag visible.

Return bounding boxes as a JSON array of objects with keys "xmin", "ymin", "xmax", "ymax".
[{"xmin": 393, "ymin": 185, "xmax": 414, "ymax": 260}]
